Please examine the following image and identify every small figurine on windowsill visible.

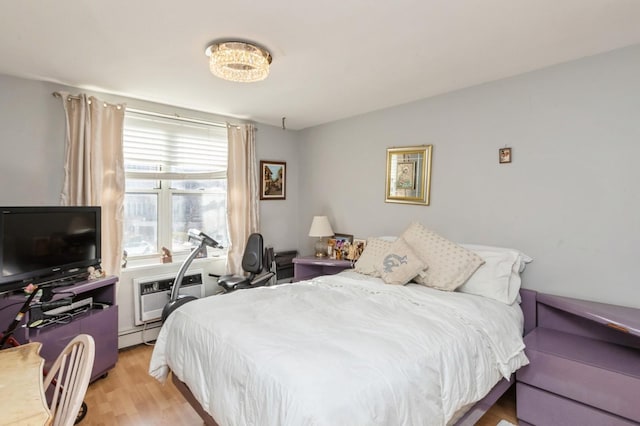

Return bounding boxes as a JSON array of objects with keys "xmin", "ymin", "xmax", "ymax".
[
  {"xmin": 162, "ymin": 247, "xmax": 173, "ymax": 264},
  {"xmin": 195, "ymin": 246, "xmax": 208, "ymax": 259},
  {"xmin": 87, "ymin": 266, "xmax": 105, "ymax": 280}
]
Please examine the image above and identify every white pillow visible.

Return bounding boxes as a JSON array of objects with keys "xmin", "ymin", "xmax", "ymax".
[
  {"xmin": 457, "ymin": 244, "xmax": 533, "ymax": 304},
  {"xmin": 354, "ymin": 238, "xmax": 394, "ymax": 277},
  {"xmin": 461, "ymin": 244, "xmax": 532, "ymax": 271}
]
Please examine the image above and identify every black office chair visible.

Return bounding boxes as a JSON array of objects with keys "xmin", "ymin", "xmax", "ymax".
[{"xmin": 216, "ymin": 233, "xmax": 275, "ymax": 293}]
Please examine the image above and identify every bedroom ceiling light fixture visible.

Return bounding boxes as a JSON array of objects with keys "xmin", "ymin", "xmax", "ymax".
[
  {"xmin": 205, "ymin": 41, "xmax": 272, "ymax": 83},
  {"xmin": 308, "ymin": 216, "xmax": 334, "ymax": 258}
]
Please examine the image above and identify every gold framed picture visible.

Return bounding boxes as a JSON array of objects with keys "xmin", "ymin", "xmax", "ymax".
[{"xmin": 385, "ymin": 145, "xmax": 432, "ymax": 206}]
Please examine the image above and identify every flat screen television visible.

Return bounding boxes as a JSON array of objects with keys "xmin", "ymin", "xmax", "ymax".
[{"xmin": 0, "ymin": 206, "xmax": 101, "ymax": 293}]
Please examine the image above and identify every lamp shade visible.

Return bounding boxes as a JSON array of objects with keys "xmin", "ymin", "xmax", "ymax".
[{"xmin": 308, "ymin": 216, "xmax": 334, "ymax": 237}]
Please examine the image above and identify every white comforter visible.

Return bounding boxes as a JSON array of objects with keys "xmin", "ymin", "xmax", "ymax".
[{"xmin": 149, "ymin": 272, "xmax": 528, "ymax": 426}]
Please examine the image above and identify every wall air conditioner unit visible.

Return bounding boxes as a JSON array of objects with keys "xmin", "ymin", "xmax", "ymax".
[{"xmin": 133, "ymin": 269, "xmax": 204, "ymax": 326}]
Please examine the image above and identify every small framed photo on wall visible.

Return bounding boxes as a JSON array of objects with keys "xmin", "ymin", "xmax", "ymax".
[
  {"xmin": 499, "ymin": 148, "xmax": 512, "ymax": 164},
  {"xmin": 260, "ymin": 160, "xmax": 286, "ymax": 200}
]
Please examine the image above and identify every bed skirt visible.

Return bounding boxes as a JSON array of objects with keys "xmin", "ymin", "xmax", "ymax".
[
  {"xmin": 171, "ymin": 371, "xmax": 514, "ymax": 426},
  {"xmin": 172, "ymin": 373, "xmax": 219, "ymax": 426}
]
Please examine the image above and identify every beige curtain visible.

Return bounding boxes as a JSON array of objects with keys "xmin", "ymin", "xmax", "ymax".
[
  {"xmin": 58, "ymin": 92, "xmax": 125, "ymax": 278},
  {"xmin": 226, "ymin": 123, "xmax": 260, "ymax": 275}
]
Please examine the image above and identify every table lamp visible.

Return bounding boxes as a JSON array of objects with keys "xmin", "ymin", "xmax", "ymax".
[{"xmin": 308, "ymin": 216, "xmax": 334, "ymax": 257}]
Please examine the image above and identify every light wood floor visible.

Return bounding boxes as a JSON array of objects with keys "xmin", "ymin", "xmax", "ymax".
[{"xmin": 82, "ymin": 344, "xmax": 518, "ymax": 425}]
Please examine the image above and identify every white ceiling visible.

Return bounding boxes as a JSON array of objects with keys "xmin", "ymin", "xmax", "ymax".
[{"xmin": 1, "ymin": 1, "xmax": 640, "ymax": 130}]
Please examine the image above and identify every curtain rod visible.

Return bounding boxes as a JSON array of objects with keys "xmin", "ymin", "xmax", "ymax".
[
  {"xmin": 53, "ymin": 92, "xmax": 238, "ymax": 129},
  {"xmin": 53, "ymin": 91, "xmax": 123, "ymax": 110},
  {"xmin": 127, "ymin": 108, "xmax": 230, "ymax": 129},
  {"xmin": 53, "ymin": 92, "xmax": 79, "ymax": 99}
]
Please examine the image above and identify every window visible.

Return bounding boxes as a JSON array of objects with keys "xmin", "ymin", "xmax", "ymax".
[{"xmin": 122, "ymin": 111, "xmax": 228, "ymax": 259}]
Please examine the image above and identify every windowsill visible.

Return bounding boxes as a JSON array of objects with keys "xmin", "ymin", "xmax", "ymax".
[{"xmin": 122, "ymin": 250, "xmax": 227, "ymax": 273}]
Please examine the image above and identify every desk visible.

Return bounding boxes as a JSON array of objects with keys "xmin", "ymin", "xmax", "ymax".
[{"xmin": 0, "ymin": 343, "xmax": 51, "ymax": 425}]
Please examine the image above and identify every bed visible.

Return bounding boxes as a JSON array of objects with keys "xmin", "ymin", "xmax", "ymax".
[
  {"xmin": 149, "ymin": 268, "xmax": 535, "ymax": 426},
  {"xmin": 151, "ymin": 223, "xmax": 535, "ymax": 425}
]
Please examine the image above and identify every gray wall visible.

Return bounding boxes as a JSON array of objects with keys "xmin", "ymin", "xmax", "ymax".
[
  {"xmin": 2, "ymin": 43, "xmax": 638, "ymax": 317},
  {"xmin": 298, "ymin": 44, "xmax": 640, "ymax": 309},
  {"xmin": 0, "ymin": 73, "xmax": 299, "ymax": 250},
  {"xmin": 0, "ymin": 73, "xmax": 300, "ymax": 346},
  {"xmin": 256, "ymin": 124, "xmax": 300, "ymax": 252},
  {"xmin": 0, "ymin": 77, "xmax": 65, "ymax": 204}
]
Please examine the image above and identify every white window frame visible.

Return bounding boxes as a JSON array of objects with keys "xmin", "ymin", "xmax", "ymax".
[{"xmin": 123, "ymin": 109, "xmax": 228, "ymax": 260}]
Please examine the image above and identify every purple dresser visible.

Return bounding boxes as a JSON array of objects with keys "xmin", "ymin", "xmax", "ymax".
[
  {"xmin": 0, "ymin": 275, "xmax": 119, "ymax": 383},
  {"xmin": 516, "ymin": 293, "xmax": 640, "ymax": 425}
]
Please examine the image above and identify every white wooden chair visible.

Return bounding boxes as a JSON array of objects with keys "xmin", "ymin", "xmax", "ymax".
[{"xmin": 43, "ymin": 334, "xmax": 95, "ymax": 426}]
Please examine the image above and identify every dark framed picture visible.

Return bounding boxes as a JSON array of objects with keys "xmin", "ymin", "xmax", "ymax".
[
  {"xmin": 499, "ymin": 148, "xmax": 512, "ymax": 164},
  {"xmin": 260, "ymin": 160, "xmax": 286, "ymax": 200}
]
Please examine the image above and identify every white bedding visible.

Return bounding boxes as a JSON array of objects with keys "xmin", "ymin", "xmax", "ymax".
[{"xmin": 149, "ymin": 271, "xmax": 528, "ymax": 426}]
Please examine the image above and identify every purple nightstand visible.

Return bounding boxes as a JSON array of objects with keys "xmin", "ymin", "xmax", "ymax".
[
  {"xmin": 292, "ymin": 256, "xmax": 354, "ymax": 282},
  {"xmin": 516, "ymin": 293, "xmax": 640, "ymax": 425}
]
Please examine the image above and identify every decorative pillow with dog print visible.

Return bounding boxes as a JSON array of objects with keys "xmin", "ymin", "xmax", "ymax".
[
  {"xmin": 375, "ymin": 237, "xmax": 427, "ymax": 285},
  {"xmin": 354, "ymin": 237, "xmax": 395, "ymax": 277}
]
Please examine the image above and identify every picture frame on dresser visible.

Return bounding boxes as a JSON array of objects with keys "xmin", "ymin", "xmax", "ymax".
[
  {"xmin": 333, "ymin": 233, "xmax": 353, "ymax": 244},
  {"xmin": 330, "ymin": 233, "xmax": 353, "ymax": 260},
  {"xmin": 347, "ymin": 238, "xmax": 367, "ymax": 261}
]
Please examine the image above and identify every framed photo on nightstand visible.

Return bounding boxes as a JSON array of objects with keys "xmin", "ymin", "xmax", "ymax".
[
  {"xmin": 349, "ymin": 238, "xmax": 367, "ymax": 261},
  {"xmin": 329, "ymin": 233, "xmax": 353, "ymax": 260},
  {"xmin": 333, "ymin": 233, "xmax": 353, "ymax": 244}
]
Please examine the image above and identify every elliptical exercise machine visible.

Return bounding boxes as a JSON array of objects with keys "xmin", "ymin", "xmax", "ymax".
[{"xmin": 161, "ymin": 229, "xmax": 220, "ymax": 323}]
